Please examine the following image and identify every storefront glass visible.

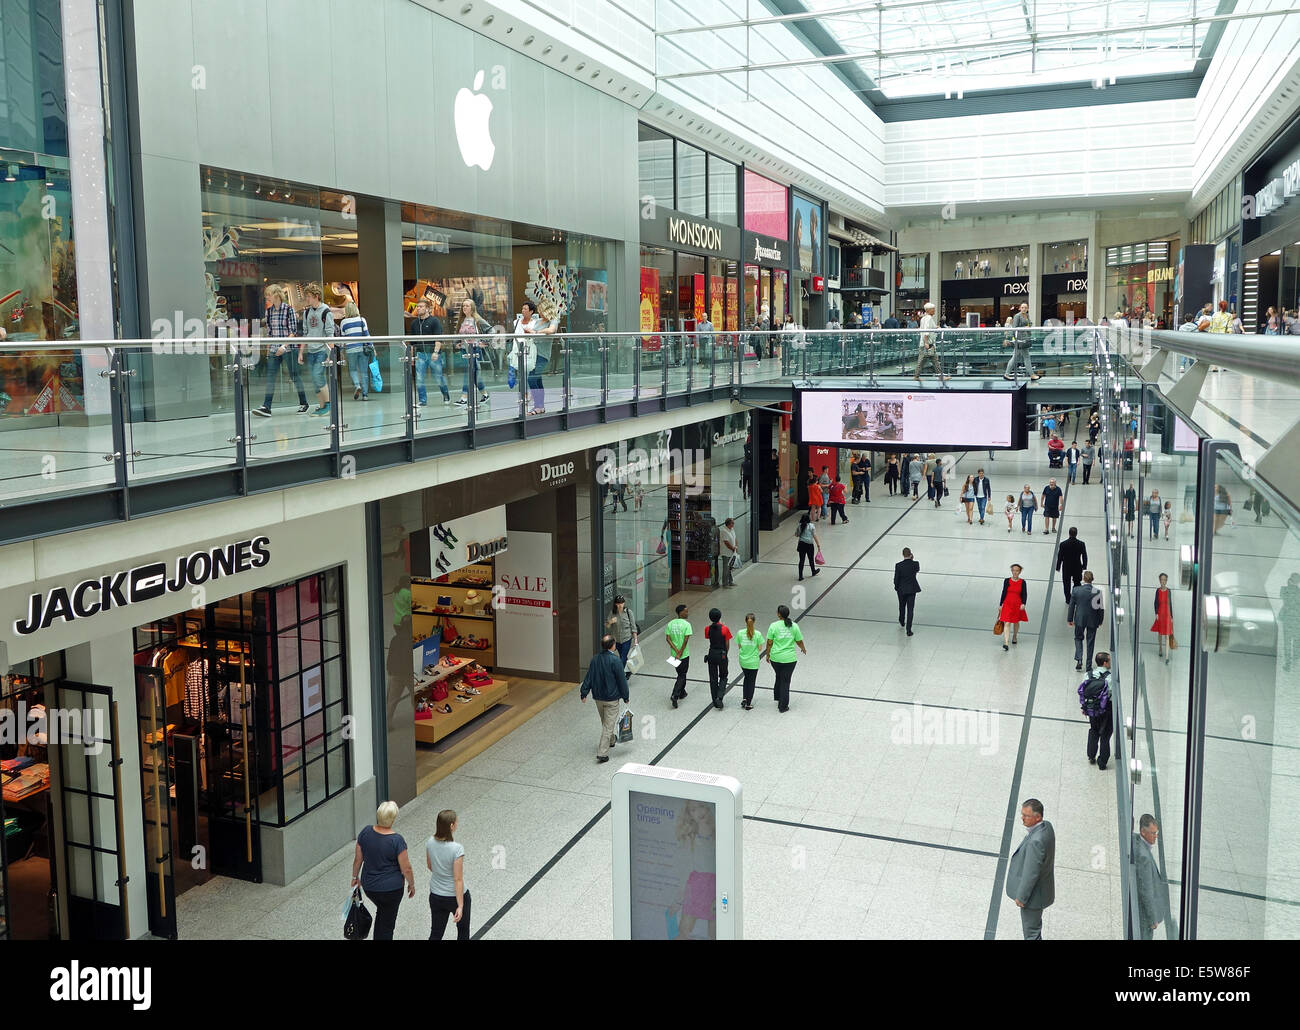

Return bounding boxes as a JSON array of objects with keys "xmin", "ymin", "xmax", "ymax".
[
  {"xmin": 1106, "ymin": 239, "xmax": 1178, "ymax": 326},
  {"xmin": 1043, "ymin": 239, "xmax": 1088, "ymax": 274},
  {"xmin": 898, "ymin": 252, "xmax": 929, "ymax": 320},
  {"xmin": 676, "ymin": 142, "xmax": 707, "ymax": 219},
  {"xmin": 708, "ymin": 155, "xmax": 739, "ymax": 227},
  {"xmin": 601, "ymin": 430, "xmax": 676, "ymax": 630},
  {"xmin": 1282, "ymin": 244, "xmax": 1300, "ymax": 312},
  {"xmin": 942, "ymin": 245, "xmax": 1029, "ymax": 279},
  {"xmin": 638, "ymin": 124, "xmax": 674, "ymax": 209}
]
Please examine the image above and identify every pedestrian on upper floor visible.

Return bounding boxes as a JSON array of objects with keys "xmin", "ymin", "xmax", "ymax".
[
  {"xmin": 762, "ymin": 604, "xmax": 806, "ymax": 713},
  {"xmin": 704, "ymin": 608, "xmax": 732, "ymax": 710},
  {"xmin": 1040, "ymin": 477, "xmax": 1063, "ymax": 535},
  {"xmin": 426, "ymin": 810, "xmax": 471, "ymax": 940},
  {"xmin": 1068, "ymin": 570, "xmax": 1104, "ymax": 671},
  {"xmin": 1078, "ymin": 651, "xmax": 1113, "ymax": 770},
  {"xmin": 299, "ymin": 282, "xmax": 335, "ymax": 417},
  {"xmin": 915, "ymin": 301, "xmax": 949, "ymax": 384},
  {"xmin": 1003, "ymin": 302, "xmax": 1041, "ymax": 381},
  {"xmin": 829, "ymin": 475, "xmax": 849, "ymax": 524},
  {"xmin": 1006, "ymin": 798, "xmax": 1055, "ymax": 939},
  {"xmin": 665, "ymin": 604, "xmax": 692, "ymax": 709},
  {"xmin": 352, "ymin": 801, "xmax": 416, "ymax": 941},
  {"xmin": 737, "ymin": 612, "xmax": 763, "ymax": 711},
  {"xmin": 894, "ymin": 547, "xmax": 921, "ymax": 635},
  {"xmin": 254, "ymin": 284, "xmax": 309, "ymax": 416},
  {"xmin": 795, "ymin": 513, "xmax": 821, "ymax": 582},
  {"xmin": 339, "ymin": 300, "xmax": 373, "ymax": 401},
  {"xmin": 1056, "ymin": 526, "xmax": 1088, "ymax": 603},
  {"xmin": 999, "ymin": 563, "xmax": 1028, "ymax": 650},
  {"xmin": 581, "ymin": 634, "xmax": 631, "ymax": 762}
]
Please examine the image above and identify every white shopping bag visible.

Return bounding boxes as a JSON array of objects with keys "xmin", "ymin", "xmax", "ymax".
[{"xmin": 624, "ymin": 644, "xmax": 644, "ymax": 675}]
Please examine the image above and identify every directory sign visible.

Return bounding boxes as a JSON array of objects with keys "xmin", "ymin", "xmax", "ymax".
[
  {"xmin": 799, "ymin": 387, "xmax": 1027, "ymax": 450},
  {"xmin": 612, "ymin": 765, "xmax": 742, "ymax": 940}
]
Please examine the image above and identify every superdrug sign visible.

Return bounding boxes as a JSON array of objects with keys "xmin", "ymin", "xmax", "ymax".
[{"xmin": 14, "ymin": 536, "xmax": 271, "ymax": 636}]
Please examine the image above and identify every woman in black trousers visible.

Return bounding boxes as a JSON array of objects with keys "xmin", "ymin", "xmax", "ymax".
[
  {"xmin": 795, "ymin": 513, "xmax": 821, "ymax": 581},
  {"xmin": 351, "ymin": 801, "xmax": 415, "ymax": 939},
  {"xmin": 704, "ymin": 607, "xmax": 732, "ymax": 710}
]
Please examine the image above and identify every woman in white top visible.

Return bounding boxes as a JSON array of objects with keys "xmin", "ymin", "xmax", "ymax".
[
  {"xmin": 339, "ymin": 301, "xmax": 372, "ymax": 401},
  {"xmin": 525, "ymin": 300, "xmax": 558, "ymax": 414},
  {"xmin": 426, "ymin": 808, "xmax": 470, "ymax": 941}
]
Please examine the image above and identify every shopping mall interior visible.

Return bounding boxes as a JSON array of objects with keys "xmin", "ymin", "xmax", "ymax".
[{"xmin": 1, "ymin": 0, "xmax": 1299, "ymax": 962}]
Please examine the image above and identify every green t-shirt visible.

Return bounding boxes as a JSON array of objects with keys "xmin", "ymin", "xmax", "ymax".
[
  {"xmin": 736, "ymin": 627, "xmax": 764, "ymax": 669},
  {"xmin": 666, "ymin": 618, "xmax": 692, "ymax": 659},
  {"xmin": 765, "ymin": 620, "xmax": 803, "ymax": 664}
]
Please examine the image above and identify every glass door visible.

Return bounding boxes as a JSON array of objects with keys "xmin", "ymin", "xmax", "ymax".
[
  {"xmin": 201, "ymin": 628, "xmax": 262, "ymax": 882},
  {"xmin": 135, "ymin": 666, "xmax": 177, "ymax": 939},
  {"xmin": 51, "ymin": 682, "xmax": 127, "ymax": 940}
]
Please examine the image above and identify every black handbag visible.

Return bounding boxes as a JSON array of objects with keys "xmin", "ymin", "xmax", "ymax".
[{"xmin": 343, "ymin": 887, "xmax": 373, "ymax": 940}]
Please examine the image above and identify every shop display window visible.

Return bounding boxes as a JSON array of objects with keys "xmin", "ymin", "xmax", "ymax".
[
  {"xmin": 1044, "ymin": 239, "xmax": 1088, "ymax": 274},
  {"xmin": 942, "ymin": 246, "xmax": 1030, "ymax": 279}
]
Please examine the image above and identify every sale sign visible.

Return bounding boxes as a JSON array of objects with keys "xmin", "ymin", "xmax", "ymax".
[{"xmin": 640, "ymin": 266, "xmax": 661, "ymax": 352}]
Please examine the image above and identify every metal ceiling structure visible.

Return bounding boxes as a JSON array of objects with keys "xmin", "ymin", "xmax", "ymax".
[{"xmin": 656, "ymin": 0, "xmax": 1274, "ymax": 109}]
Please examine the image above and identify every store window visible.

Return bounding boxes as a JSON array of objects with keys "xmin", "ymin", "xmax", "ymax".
[
  {"xmin": 743, "ymin": 170, "xmax": 788, "ymax": 239},
  {"xmin": 638, "ymin": 124, "xmax": 674, "ymax": 211},
  {"xmin": 707, "ymin": 154, "xmax": 738, "ymax": 226},
  {"xmin": 1043, "ymin": 239, "xmax": 1088, "ymax": 274},
  {"xmin": 1105, "ymin": 239, "xmax": 1178, "ymax": 327},
  {"xmin": 942, "ymin": 245, "xmax": 1029, "ymax": 279},
  {"xmin": 676, "ymin": 142, "xmax": 707, "ymax": 219}
]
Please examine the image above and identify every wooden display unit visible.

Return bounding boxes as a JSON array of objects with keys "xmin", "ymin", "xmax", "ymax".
[
  {"xmin": 412, "ymin": 563, "xmax": 497, "ymax": 669},
  {"xmin": 412, "ymin": 657, "xmax": 510, "ymax": 744}
]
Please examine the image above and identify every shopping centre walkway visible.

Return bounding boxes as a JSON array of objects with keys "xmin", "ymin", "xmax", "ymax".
[{"xmin": 175, "ymin": 436, "xmax": 1127, "ymax": 939}]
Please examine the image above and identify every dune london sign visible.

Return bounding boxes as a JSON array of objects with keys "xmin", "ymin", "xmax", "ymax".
[{"xmin": 14, "ymin": 537, "xmax": 270, "ymax": 636}]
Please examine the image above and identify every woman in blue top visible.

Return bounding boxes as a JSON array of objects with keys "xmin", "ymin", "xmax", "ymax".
[
  {"xmin": 351, "ymin": 801, "xmax": 415, "ymax": 940},
  {"xmin": 339, "ymin": 301, "xmax": 372, "ymax": 400},
  {"xmin": 426, "ymin": 809, "xmax": 470, "ymax": 941}
]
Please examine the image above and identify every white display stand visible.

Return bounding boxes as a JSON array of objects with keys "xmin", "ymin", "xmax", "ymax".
[{"xmin": 611, "ymin": 764, "xmax": 742, "ymax": 940}]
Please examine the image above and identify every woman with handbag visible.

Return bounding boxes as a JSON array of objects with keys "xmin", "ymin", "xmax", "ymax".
[
  {"xmin": 339, "ymin": 301, "xmax": 372, "ymax": 401},
  {"xmin": 737, "ymin": 612, "xmax": 762, "ymax": 711},
  {"xmin": 795, "ymin": 513, "xmax": 821, "ymax": 581},
  {"xmin": 997, "ymin": 564, "xmax": 1028, "ymax": 651},
  {"xmin": 1151, "ymin": 573, "xmax": 1174, "ymax": 664},
  {"xmin": 351, "ymin": 801, "xmax": 415, "ymax": 940},
  {"xmin": 426, "ymin": 809, "xmax": 471, "ymax": 941},
  {"xmin": 704, "ymin": 608, "xmax": 732, "ymax": 710},
  {"xmin": 606, "ymin": 594, "xmax": 639, "ymax": 668},
  {"xmin": 762, "ymin": 604, "xmax": 806, "ymax": 714}
]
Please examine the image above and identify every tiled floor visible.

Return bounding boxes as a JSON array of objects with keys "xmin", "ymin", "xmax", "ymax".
[{"xmin": 177, "ymin": 439, "xmax": 1129, "ymax": 940}]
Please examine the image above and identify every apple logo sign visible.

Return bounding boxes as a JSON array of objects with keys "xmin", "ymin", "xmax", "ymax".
[{"xmin": 455, "ymin": 69, "xmax": 495, "ymax": 171}]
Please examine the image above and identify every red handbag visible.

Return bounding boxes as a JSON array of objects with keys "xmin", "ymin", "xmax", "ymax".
[{"xmin": 432, "ymin": 681, "xmax": 449, "ymax": 702}]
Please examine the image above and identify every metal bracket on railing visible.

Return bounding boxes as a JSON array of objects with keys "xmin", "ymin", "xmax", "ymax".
[
  {"xmin": 1130, "ymin": 757, "xmax": 1142, "ymax": 785},
  {"xmin": 228, "ymin": 435, "xmax": 242, "ymax": 444},
  {"xmin": 97, "ymin": 368, "xmax": 137, "ymax": 379},
  {"xmin": 102, "ymin": 452, "xmax": 121, "ymax": 462},
  {"xmin": 1125, "ymin": 715, "xmax": 1134, "ymax": 742}
]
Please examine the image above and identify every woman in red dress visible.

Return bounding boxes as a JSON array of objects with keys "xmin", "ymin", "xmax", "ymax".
[
  {"xmin": 998, "ymin": 563, "xmax": 1029, "ymax": 651},
  {"xmin": 1151, "ymin": 573, "xmax": 1174, "ymax": 663}
]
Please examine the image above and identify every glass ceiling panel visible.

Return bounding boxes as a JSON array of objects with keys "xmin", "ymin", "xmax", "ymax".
[{"xmin": 802, "ymin": 0, "xmax": 1204, "ymax": 98}]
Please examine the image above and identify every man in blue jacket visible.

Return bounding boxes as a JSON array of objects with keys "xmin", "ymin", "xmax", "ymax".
[{"xmin": 580, "ymin": 635, "xmax": 631, "ymax": 764}]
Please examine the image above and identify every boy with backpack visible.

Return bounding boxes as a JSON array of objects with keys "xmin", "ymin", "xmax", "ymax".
[{"xmin": 1078, "ymin": 652, "xmax": 1113, "ymax": 771}]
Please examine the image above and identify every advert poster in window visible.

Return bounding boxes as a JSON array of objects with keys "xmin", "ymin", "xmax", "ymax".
[
  {"xmin": 710, "ymin": 275, "xmax": 724, "ymax": 329},
  {"xmin": 640, "ymin": 266, "xmax": 661, "ymax": 351},
  {"xmin": 726, "ymin": 275, "xmax": 738, "ymax": 331}
]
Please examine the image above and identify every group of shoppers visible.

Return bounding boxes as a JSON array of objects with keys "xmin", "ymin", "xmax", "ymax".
[{"xmin": 352, "ymin": 801, "xmax": 471, "ymax": 941}]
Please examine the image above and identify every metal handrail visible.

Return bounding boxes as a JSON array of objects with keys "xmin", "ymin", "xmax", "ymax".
[{"xmin": 1140, "ymin": 328, "xmax": 1300, "ymax": 392}]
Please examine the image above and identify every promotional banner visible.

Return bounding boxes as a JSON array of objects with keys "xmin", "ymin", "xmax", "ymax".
[
  {"xmin": 801, "ymin": 389, "xmax": 1017, "ymax": 449},
  {"xmin": 428, "ymin": 505, "xmax": 508, "ymax": 579},
  {"xmin": 743, "ymin": 169, "xmax": 788, "ymax": 239},
  {"xmin": 792, "ymin": 194, "xmax": 821, "ymax": 276},
  {"xmin": 495, "ymin": 530, "xmax": 554, "ymax": 673},
  {"xmin": 639, "ymin": 266, "xmax": 661, "ymax": 351},
  {"xmin": 725, "ymin": 275, "xmax": 738, "ymax": 331},
  {"xmin": 627, "ymin": 791, "xmax": 718, "ymax": 940},
  {"xmin": 693, "ymin": 274, "xmax": 705, "ymax": 324}
]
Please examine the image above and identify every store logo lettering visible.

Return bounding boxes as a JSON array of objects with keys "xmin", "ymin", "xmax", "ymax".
[
  {"xmin": 467, "ymin": 536, "xmax": 508, "ymax": 562},
  {"xmin": 1003, "ymin": 281, "xmax": 1029, "ymax": 295},
  {"xmin": 667, "ymin": 217, "xmax": 722, "ymax": 252},
  {"xmin": 455, "ymin": 70, "xmax": 496, "ymax": 171},
  {"xmin": 1065, "ymin": 278, "xmax": 1086, "ymax": 291},
  {"xmin": 14, "ymin": 537, "xmax": 270, "ymax": 636},
  {"xmin": 540, "ymin": 460, "xmax": 574, "ymax": 482},
  {"xmin": 753, "ymin": 238, "xmax": 783, "ymax": 263}
]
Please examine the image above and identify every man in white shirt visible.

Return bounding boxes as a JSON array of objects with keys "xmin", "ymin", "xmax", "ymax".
[
  {"xmin": 718, "ymin": 517, "xmax": 738, "ymax": 587},
  {"xmin": 915, "ymin": 301, "xmax": 948, "ymax": 383}
]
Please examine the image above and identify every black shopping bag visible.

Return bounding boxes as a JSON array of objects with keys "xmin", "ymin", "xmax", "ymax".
[
  {"xmin": 343, "ymin": 887, "xmax": 372, "ymax": 940},
  {"xmin": 618, "ymin": 709, "xmax": 634, "ymax": 743}
]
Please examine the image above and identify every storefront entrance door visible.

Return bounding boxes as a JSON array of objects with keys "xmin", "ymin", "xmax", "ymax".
[
  {"xmin": 51, "ymin": 682, "xmax": 128, "ymax": 940},
  {"xmin": 134, "ymin": 666, "xmax": 177, "ymax": 938}
]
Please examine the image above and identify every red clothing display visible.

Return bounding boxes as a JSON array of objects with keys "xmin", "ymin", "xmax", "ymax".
[
  {"xmin": 1151, "ymin": 587, "xmax": 1174, "ymax": 635},
  {"xmin": 999, "ymin": 577, "xmax": 1028, "ymax": 623}
]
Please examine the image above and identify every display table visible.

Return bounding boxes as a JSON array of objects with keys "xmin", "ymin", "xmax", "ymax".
[{"xmin": 413, "ymin": 657, "xmax": 510, "ymax": 744}]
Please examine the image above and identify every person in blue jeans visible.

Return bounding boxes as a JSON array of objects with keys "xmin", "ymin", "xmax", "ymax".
[
  {"xmin": 253, "ymin": 284, "xmax": 309, "ymax": 417},
  {"xmin": 1019, "ymin": 485, "xmax": 1038, "ymax": 533},
  {"xmin": 408, "ymin": 299, "xmax": 448, "ymax": 405},
  {"xmin": 351, "ymin": 801, "xmax": 415, "ymax": 940},
  {"xmin": 1147, "ymin": 489, "xmax": 1163, "ymax": 540}
]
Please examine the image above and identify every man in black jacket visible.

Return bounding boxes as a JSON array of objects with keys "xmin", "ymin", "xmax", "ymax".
[
  {"xmin": 1078, "ymin": 652, "xmax": 1113, "ymax": 769},
  {"xmin": 972, "ymin": 468, "xmax": 993, "ymax": 525},
  {"xmin": 894, "ymin": 547, "xmax": 921, "ymax": 636},
  {"xmin": 580, "ymin": 635, "xmax": 630, "ymax": 763},
  {"xmin": 407, "ymin": 298, "xmax": 447, "ymax": 406},
  {"xmin": 1056, "ymin": 526, "xmax": 1088, "ymax": 603}
]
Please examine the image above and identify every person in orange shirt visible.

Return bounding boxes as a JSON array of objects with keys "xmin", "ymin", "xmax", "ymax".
[{"xmin": 807, "ymin": 472, "xmax": 824, "ymax": 523}]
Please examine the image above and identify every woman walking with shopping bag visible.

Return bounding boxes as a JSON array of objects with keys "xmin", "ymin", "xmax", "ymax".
[{"xmin": 606, "ymin": 594, "xmax": 639, "ymax": 669}]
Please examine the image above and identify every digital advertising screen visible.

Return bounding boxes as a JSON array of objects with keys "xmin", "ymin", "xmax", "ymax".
[
  {"xmin": 627, "ymin": 791, "xmax": 718, "ymax": 940},
  {"xmin": 1168, "ymin": 413, "xmax": 1201, "ymax": 454},
  {"xmin": 797, "ymin": 387, "xmax": 1027, "ymax": 450}
]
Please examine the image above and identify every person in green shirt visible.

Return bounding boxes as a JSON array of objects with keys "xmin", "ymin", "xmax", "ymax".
[
  {"xmin": 736, "ymin": 613, "xmax": 764, "ymax": 711},
  {"xmin": 665, "ymin": 604, "xmax": 692, "ymax": 708},
  {"xmin": 762, "ymin": 604, "xmax": 806, "ymax": 713}
]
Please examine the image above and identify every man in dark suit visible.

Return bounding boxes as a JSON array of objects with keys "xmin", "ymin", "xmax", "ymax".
[
  {"xmin": 1134, "ymin": 814, "xmax": 1173, "ymax": 940},
  {"xmin": 1006, "ymin": 798, "xmax": 1056, "ymax": 939},
  {"xmin": 893, "ymin": 547, "xmax": 921, "ymax": 636},
  {"xmin": 1067, "ymin": 570, "xmax": 1104, "ymax": 671},
  {"xmin": 1056, "ymin": 526, "xmax": 1088, "ymax": 603}
]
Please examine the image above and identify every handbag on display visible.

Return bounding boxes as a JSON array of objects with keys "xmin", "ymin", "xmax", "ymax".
[
  {"xmin": 618, "ymin": 709, "xmax": 634, "ymax": 743},
  {"xmin": 432, "ymin": 681, "xmax": 449, "ymax": 702},
  {"xmin": 343, "ymin": 887, "xmax": 372, "ymax": 940},
  {"xmin": 993, "ymin": 619, "xmax": 1005, "ymax": 636}
]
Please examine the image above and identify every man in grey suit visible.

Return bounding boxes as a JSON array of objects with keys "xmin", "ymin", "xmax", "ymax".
[
  {"xmin": 1135, "ymin": 814, "xmax": 1173, "ymax": 940},
  {"xmin": 1067, "ymin": 570, "xmax": 1104, "ymax": 671},
  {"xmin": 1006, "ymin": 797, "xmax": 1055, "ymax": 939},
  {"xmin": 893, "ymin": 547, "xmax": 921, "ymax": 636}
]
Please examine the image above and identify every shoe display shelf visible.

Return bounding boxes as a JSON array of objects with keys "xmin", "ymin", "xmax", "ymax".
[{"xmin": 413, "ymin": 656, "xmax": 510, "ymax": 744}]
